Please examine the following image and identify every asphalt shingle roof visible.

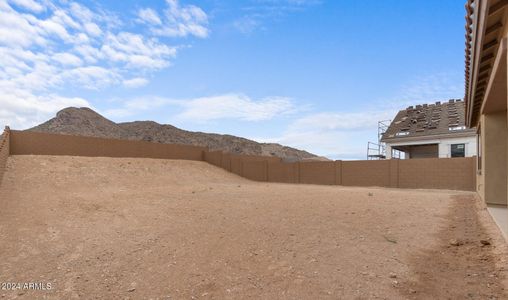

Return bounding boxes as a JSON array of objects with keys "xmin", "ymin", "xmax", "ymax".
[{"xmin": 381, "ymin": 99, "xmax": 476, "ymax": 142}]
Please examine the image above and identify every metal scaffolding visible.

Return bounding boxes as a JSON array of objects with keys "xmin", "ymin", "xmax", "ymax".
[{"xmin": 367, "ymin": 120, "xmax": 390, "ymax": 160}]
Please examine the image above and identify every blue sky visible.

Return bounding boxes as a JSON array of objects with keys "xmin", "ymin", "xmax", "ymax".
[{"xmin": 0, "ymin": 0, "xmax": 465, "ymax": 159}]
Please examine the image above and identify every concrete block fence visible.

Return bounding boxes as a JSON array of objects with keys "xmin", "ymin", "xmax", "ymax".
[
  {"xmin": 1, "ymin": 128, "xmax": 476, "ymax": 191},
  {"xmin": 0, "ymin": 127, "xmax": 10, "ymax": 185},
  {"xmin": 203, "ymin": 150, "xmax": 475, "ymax": 191}
]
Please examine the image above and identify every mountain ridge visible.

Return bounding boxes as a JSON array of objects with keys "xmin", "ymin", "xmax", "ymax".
[{"xmin": 29, "ymin": 107, "xmax": 327, "ymax": 162}]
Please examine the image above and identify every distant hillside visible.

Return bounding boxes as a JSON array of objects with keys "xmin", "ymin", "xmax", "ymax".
[{"xmin": 29, "ymin": 107, "xmax": 327, "ymax": 162}]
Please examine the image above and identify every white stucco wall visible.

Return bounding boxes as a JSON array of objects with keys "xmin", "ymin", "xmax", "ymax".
[
  {"xmin": 437, "ymin": 136, "xmax": 477, "ymax": 158},
  {"xmin": 386, "ymin": 135, "xmax": 477, "ymax": 159}
]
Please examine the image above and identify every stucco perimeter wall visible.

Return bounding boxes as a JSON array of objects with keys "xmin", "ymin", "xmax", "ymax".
[
  {"xmin": 342, "ymin": 160, "xmax": 393, "ymax": 187},
  {"xmin": 221, "ymin": 153, "xmax": 232, "ymax": 172},
  {"xmin": 242, "ymin": 161, "xmax": 268, "ymax": 181},
  {"xmin": 0, "ymin": 127, "xmax": 10, "ymax": 185},
  {"xmin": 398, "ymin": 157, "xmax": 476, "ymax": 191},
  {"xmin": 250, "ymin": 157, "xmax": 475, "ymax": 191},
  {"xmin": 204, "ymin": 150, "xmax": 222, "ymax": 167},
  {"xmin": 267, "ymin": 162, "xmax": 299, "ymax": 183},
  {"xmin": 230, "ymin": 155, "xmax": 243, "ymax": 176},
  {"xmin": 298, "ymin": 161, "xmax": 337, "ymax": 185},
  {"xmin": 230, "ymin": 155, "xmax": 280, "ymax": 178},
  {"xmin": 7, "ymin": 130, "xmax": 475, "ymax": 191},
  {"xmin": 10, "ymin": 130, "xmax": 206, "ymax": 161}
]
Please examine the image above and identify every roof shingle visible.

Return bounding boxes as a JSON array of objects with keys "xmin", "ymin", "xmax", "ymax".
[{"xmin": 381, "ymin": 99, "xmax": 476, "ymax": 142}]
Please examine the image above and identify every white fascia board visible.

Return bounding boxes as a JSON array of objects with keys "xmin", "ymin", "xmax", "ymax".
[{"xmin": 386, "ymin": 136, "xmax": 477, "ymax": 148}]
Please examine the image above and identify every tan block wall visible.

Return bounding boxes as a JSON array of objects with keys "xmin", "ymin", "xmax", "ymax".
[
  {"xmin": 242, "ymin": 161, "xmax": 267, "ymax": 181},
  {"xmin": 267, "ymin": 162, "xmax": 299, "ymax": 183},
  {"xmin": 342, "ymin": 160, "xmax": 391, "ymax": 187},
  {"xmin": 335, "ymin": 160, "xmax": 342, "ymax": 185},
  {"xmin": 10, "ymin": 130, "xmax": 206, "ymax": 161},
  {"xmin": 221, "ymin": 153, "xmax": 231, "ymax": 172},
  {"xmin": 389, "ymin": 160, "xmax": 399, "ymax": 188},
  {"xmin": 230, "ymin": 154, "xmax": 279, "ymax": 177},
  {"xmin": 230, "ymin": 155, "xmax": 243, "ymax": 176},
  {"xmin": 298, "ymin": 161, "xmax": 337, "ymax": 185},
  {"xmin": 398, "ymin": 157, "xmax": 476, "ymax": 191},
  {"xmin": 5, "ymin": 130, "xmax": 476, "ymax": 191},
  {"xmin": 204, "ymin": 151, "xmax": 222, "ymax": 167},
  {"xmin": 0, "ymin": 127, "xmax": 10, "ymax": 185}
]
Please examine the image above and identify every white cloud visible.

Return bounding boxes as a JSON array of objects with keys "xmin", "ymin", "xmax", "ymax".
[
  {"xmin": 101, "ymin": 32, "xmax": 176, "ymax": 69},
  {"xmin": 84, "ymin": 22, "xmax": 102, "ymax": 36},
  {"xmin": 140, "ymin": 0, "xmax": 209, "ymax": 38},
  {"xmin": 289, "ymin": 111, "xmax": 395, "ymax": 131},
  {"xmin": 8, "ymin": 0, "xmax": 44, "ymax": 13},
  {"xmin": 137, "ymin": 8, "xmax": 162, "ymax": 26},
  {"xmin": 257, "ymin": 129, "xmax": 367, "ymax": 160},
  {"xmin": 101, "ymin": 96, "xmax": 175, "ymax": 119},
  {"xmin": 234, "ymin": 0, "xmax": 321, "ymax": 33},
  {"xmin": 61, "ymin": 66, "xmax": 120, "ymax": 89},
  {"xmin": 0, "ymin": 1, "xmax": 178, "ymax": 91},
  {"xmin": 176, "ymin": 94, "xmax": 294, "ymax": 122},
  {"xmin": 68, "ymin": 2, "xmax": 96, "ymax": 23},
  {"xmin": 52, "ymin": 52, "xmax": 83, "ymax": 66},
  {"xmin": 378, "ymin": 72, "xmax": 464, "ymax": 111},
  {"xmin": 101, "ymin": 93, "xmax": 295, "ymax": 122},
  {"xmin": 0, "ymin": 0, "xmax": 209, "ymax": 129},
  {"xmin": 258, "ymin": 110, "xmax": 395, "ymax": 159},
  {"xmin": 233, "ymin": 16, "xmax": 261, "ymax": 34},
  {"xmin": 256, "ymin": 72, "xmax": 464, "ymax": 160},
  {"xmin": 0, "ymin": 89, "xmax": 91, "ymax": 129},
  {"xmin": 123, "ymin": 77, "xmax": 149, "ymax": 88}
]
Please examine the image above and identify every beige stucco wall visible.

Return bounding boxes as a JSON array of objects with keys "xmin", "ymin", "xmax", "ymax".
[
  {"xmin": 477, "ymin": 118, "xmax": 485, "ymax": 202},
  {"xmin": 481, "ymin": 111, "xmax": 508, "ymax": 205}
]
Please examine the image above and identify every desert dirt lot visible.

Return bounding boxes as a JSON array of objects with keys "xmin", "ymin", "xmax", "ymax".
[{"xmin": 0, "ymin": 156, "xmax": 507, "ymax": 299}]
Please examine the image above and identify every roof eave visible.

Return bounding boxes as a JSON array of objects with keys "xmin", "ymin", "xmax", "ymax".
[{"xmin": 382, "ymin": 130, "xmax": 477, "ymax": 144}]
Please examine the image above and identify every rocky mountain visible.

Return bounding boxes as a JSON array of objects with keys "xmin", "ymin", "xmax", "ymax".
[{"xmin": 29, "ymin": 107, "xmax": 326, "ymax": 162}]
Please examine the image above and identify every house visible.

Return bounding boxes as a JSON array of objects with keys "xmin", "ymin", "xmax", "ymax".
[
  {"xmin": 465, "ymin": 0, "xmax": 508, "ymax": 235},
  {"xmin": 381, "ymin": 100, "xmax": 477, "ymax": 159}
]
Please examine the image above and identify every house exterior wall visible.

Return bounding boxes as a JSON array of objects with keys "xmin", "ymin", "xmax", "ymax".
[
  {"xmin": 408, "ymin": 144, "xmax": 438, "ymax": 159},
  {"xmin": 472, "ymin": 26, "xmax": 508, "ymax": 208},
  {"xmin": 386, "ymin": 135, "xmax": 477, "ymax": 159},
  {"xmin": 464, "ymin": 0, "xmax": 508, "ymax": 236},
  {"xmin": 438, "ymin": 136, "xmax": 477, "ymax": 158},
  {"xmin": 477, "ymin": 111, "xmax": 508, "ymax": 206}
]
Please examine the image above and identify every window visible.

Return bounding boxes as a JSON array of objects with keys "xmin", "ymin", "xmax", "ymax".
[
  {"xmin": 451, "ymin": 144, "xmax": 465, "ymax": 157},
  {"xmin": 396, "ymin": 131, "xmax": 409, "ymax": 136},
  {"xmin": 449, "ymin": 126, "xmax": 466, "ymax": 131}
]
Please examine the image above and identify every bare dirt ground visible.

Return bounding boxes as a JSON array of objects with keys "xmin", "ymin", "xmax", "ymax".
[{"xmin": 0, "ymin": 155, "xmax": 507, "ymax": 299}]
